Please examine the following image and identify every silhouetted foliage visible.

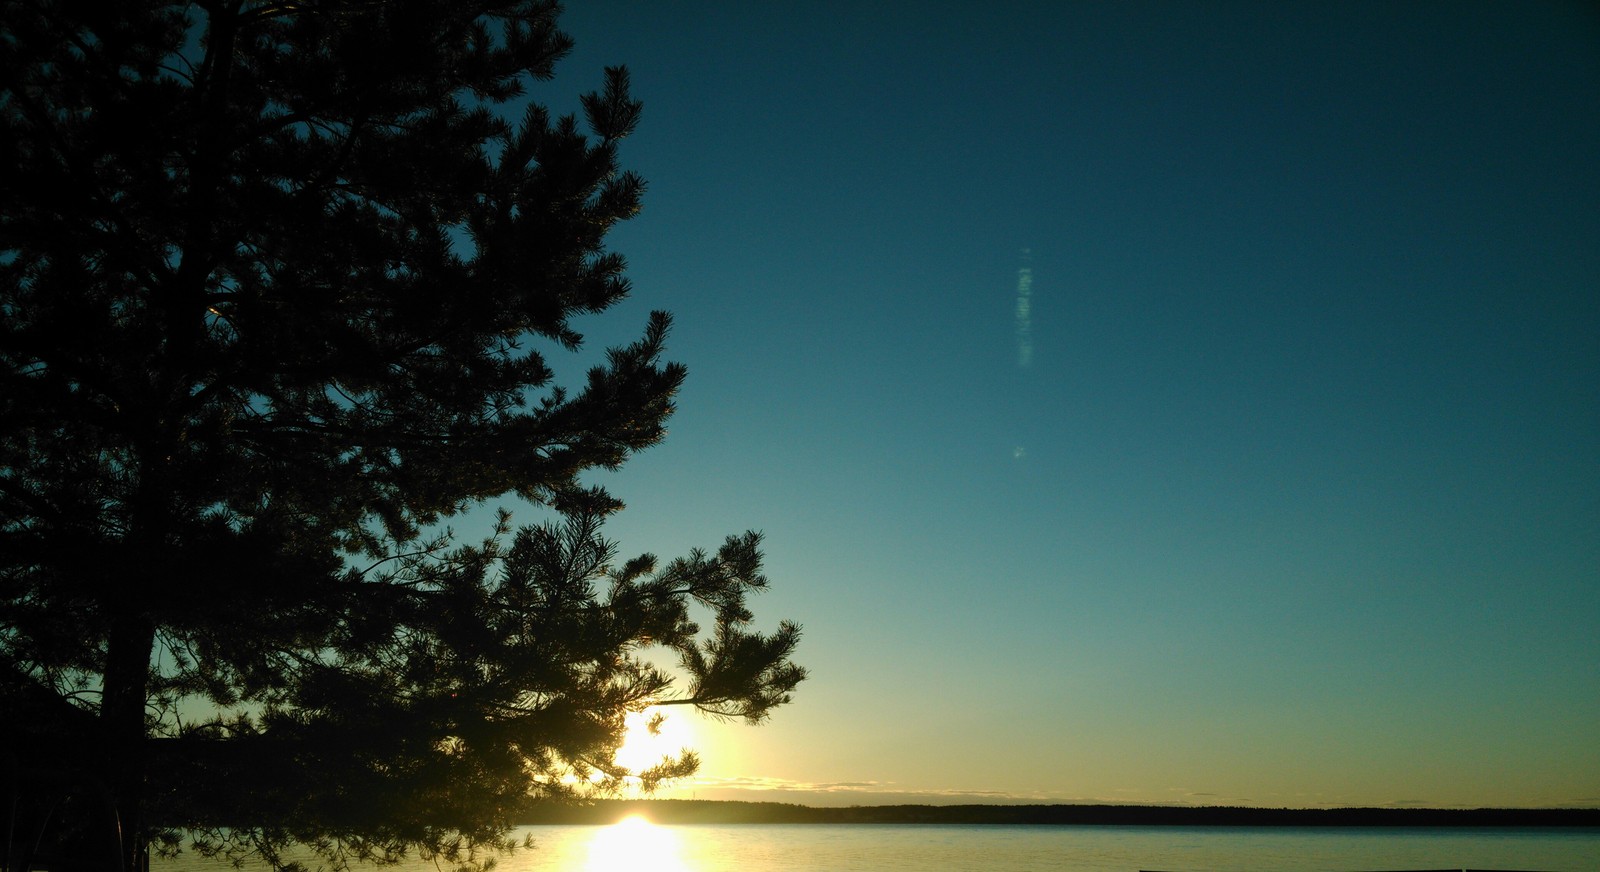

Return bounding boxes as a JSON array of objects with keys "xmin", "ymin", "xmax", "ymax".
[{"xmin": 0, "ymin": 2, "xmax": 803, "ymax": 869}]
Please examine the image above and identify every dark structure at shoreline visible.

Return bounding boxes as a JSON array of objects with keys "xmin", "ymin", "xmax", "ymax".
[{"xmin": 520, "ymin": 799, "xmax": 1600, "ymax": 828}]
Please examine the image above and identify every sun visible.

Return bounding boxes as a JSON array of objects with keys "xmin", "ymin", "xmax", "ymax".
[{"xmin": 612, "ymin": 707, "xmax": 694, "ymax": 773}]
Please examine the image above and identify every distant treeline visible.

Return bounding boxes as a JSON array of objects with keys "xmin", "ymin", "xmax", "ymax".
[{"xmin": 518, "ymin": 800, "xmax": 1599, "ymax": 828}]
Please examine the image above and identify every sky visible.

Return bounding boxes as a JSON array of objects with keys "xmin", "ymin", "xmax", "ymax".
[{"xmin": 477, "ymin": 1, "xmax": 1600, "ymax": 809}]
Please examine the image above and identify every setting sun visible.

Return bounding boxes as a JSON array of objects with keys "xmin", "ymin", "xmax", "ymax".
[{"xmin": 613, "ymin": 708, "xmax": 695, "ymax": 774}]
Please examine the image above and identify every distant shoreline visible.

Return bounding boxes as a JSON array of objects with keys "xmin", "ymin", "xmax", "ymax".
[{"xmin": 518, "ymin": 799, "xmax": 1600, "ymax": 828}]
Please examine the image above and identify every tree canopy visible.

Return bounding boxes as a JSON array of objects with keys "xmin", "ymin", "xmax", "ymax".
[{"xmin": 0, "ymin": 2, "xmax": 804, "ymax": 869}]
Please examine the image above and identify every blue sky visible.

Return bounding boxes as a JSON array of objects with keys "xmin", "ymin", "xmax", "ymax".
[{"xmin": 485, "ymin": 1, "xmax": 1599, "ymax": 808}]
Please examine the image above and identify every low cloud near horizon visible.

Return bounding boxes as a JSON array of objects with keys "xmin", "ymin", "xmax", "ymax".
[{"xmin": 648, "ymin": 778, "xmax": 1597, "ymax": 810}]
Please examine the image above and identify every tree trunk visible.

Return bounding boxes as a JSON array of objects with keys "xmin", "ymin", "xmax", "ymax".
[{"xmin": 102, "ymin": 611, "xmax": 155, "ymax": 872}]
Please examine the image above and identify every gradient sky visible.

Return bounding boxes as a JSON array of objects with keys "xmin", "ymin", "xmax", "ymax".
[{"xmin": 473, "ymin": 1, "xmax": 1599, "ymax": 809}]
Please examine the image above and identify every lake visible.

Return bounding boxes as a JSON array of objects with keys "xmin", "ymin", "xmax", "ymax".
[{"xmin": 155, "ymin": 821, "xmax": 1600, "ymax": 871}]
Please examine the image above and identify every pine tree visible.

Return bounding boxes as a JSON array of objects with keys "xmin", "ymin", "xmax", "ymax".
[{"xmin": 0, "ymin": 2, "xmax": 803, "ymax": 868}]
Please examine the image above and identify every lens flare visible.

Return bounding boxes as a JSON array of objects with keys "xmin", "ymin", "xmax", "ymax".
[{"xmin": 1014, "ymin": 248, "xmax": 1033, "ymax": 369}]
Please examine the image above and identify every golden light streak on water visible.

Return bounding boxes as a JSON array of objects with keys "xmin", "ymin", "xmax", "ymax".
[{"xmin": 582, "ymin": 816, "xmax": 690, "ymax": 872}]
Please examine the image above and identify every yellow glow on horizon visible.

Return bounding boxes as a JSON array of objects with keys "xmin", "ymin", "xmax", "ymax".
[
  {"xmin": 613, "ymin": 707, "xmax": 694, "ymax": 774},
  {"xmin": 584, "ymin": 815, "xmax": 689, "ymax": 872}
]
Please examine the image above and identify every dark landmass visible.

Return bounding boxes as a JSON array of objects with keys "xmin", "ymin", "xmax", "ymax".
[{"xmin": 518, "ymin": 800, "xmax": 1600, "ymax": 828}]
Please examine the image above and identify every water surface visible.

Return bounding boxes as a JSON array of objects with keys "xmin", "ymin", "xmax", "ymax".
[{"xmin": 157, "ymin": 822, "xmax": 1600, "ymax": 872}]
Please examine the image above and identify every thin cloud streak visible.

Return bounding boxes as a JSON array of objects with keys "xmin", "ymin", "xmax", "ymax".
[{"xmin": 659, "ymin": 777, "xmax": 1580, "ymax": 809}]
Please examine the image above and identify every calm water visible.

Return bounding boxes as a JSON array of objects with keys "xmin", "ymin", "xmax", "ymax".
[{"xmin": 156, "ymin": 823, "xmax": 1600, "ymax": 872}]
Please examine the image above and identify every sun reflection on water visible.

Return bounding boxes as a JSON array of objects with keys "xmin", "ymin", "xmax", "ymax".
[{"xmin": 584, "ymin": 816, "xmax": 690, "ymax": 872}]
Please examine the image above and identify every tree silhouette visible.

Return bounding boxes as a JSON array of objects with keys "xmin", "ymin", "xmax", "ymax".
[{"xmin": 0, "ymin": 2, "xmax": 803, "ymax": 869}]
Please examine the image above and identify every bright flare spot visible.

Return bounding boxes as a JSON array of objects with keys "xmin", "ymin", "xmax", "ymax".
[
  {"xmin": 585, "ymin": 816, "xmax": 689, "ymax": 872},
  {"xmin": 613, "ymin": 708, "xmax": 694, "ymax": 773}
]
